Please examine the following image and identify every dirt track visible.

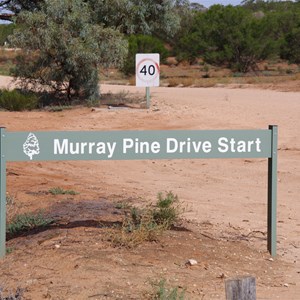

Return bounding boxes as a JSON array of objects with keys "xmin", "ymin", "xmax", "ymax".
[{"xmin": 0, "ymin": 76, "xmax": 299, "ymax": 299}]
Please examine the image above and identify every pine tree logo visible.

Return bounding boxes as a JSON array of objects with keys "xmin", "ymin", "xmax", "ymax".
[{"xmin": 23, "ymin": 133, "xmax": 40, "ymax": 160}]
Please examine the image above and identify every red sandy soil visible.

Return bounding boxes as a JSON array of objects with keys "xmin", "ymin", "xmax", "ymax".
[{"xmin": 0, "ymin": 76, "xmax": 299, "ymax": 299}]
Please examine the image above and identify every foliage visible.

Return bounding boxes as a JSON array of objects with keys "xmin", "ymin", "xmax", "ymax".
[
  {"xmin": 0, "ymin": 0, "xmax": 43, "ymax": 14},
  {"xmin": 111, "ymin": 208, "xmax": 166, "ymax": 248},
  {"xmin": 89, "ymin": 0, "xmax": 181, "ymax": 37},
  {"xmin": 1, "ymin": 0, "xmax": 182, "ymax": 39},
  {"xmin": 281, "ymin": 27, "xmax": 300, "ymax": 64},
  {"xmin": 0, "ymin": 89, "xmax": 39, "ymax": 111},
  {"xmin": 9, "ymin": 0, "xmax": 127, "ymax": 102},
  {"xmin": 175, "ymin": 5, "xmax": 279, "ymax": 72},
  {"xmin": 122, "ymin": 34, "xmax": 169, "ymax": 75},
  {"xmin": 152, "ymin": 192, "xmax": 181, "ymax": 229},
  {"xmin": 7, "ymin": 212, "xmax": 53, "ymax": 236},
  {"xmin": 0, "ymin": 49, "xmax": 18, "ymax": 76},
  {"xmin": 153, "ymin": 279, "xmax": 186, "ymax": 300},
  {"xmin": 0, "ymin": 24, "xmax": 16, "ymax": 46},
  {"xmin": 109, "ymin": 191, "xmax": 182, "ymax": 248},
  {"xmin": 3, "ymin": 0, "xmax": 300, "ymax": 77},
  {"xmin": 48, "ymin": 187, "xmax": 79, "ymax": 195},
  {"xmin": 241, "ymin": 0, "xmax": 299, "ymax": 12},
  {"xmin": 173, "ymin": 1, "xmax": 300, "ymax": 70}
]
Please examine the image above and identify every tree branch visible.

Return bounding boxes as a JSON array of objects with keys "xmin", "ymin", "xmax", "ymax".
[{"xmin": 0, "ymin": 13, "xmax": 14, "ymax": 21}]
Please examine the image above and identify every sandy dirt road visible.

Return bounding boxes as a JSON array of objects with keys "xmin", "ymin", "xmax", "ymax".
[{"xmin": 0, "ymin": 76, "xmax": 299, "ymax": 299}]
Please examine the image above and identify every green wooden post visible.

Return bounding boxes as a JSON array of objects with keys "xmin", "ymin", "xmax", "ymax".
[
  {"xmin": 268, "ymin": 125, "xmax": 278, "ymax": 257},
  {"xmin": 146, "ymin": 87, "xmax": 150, "ymax": 109},
  {"xmin": 0, "ymin": 127, "xmax": 6, "ymax": 258}
]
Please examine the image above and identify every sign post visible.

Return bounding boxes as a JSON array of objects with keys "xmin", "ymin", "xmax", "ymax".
[
  {"xmin": 0, "ymin": 127, "xmax": 278, "ymax": 258},
  {"xmin": 136, "ymin": 53, "xmax": 160, "ymax": 109},
  {"xmin": 0, "ymin": 128, "xmax": 6, "ymax": 258},
  {"xmin": 268, "ymin": 125, "xmax": 278, "ymax": 256}
]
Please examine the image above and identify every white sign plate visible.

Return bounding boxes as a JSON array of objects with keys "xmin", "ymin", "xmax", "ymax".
[{"xmin": 136, "ymin": 53, "xmax": 160, "ymax": 87}]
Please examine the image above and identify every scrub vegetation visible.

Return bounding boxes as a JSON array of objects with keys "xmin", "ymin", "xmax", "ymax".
[
  {"xmin": 109, "ymin": 191, "xmax": 183, "ymax": 248},
  {"xmin": 0, "ymin": 88, "xmax": 39, "ymax": 111},
  {"xmin": 48, "ymin": 187, "xmax": 79, "ymax": 196},
  {"xmin": 7, "ymin": 212, "xmax": 53, "ymax": 237},
  {"xmin": 0, "ymin": 0, "xmax": 298, "ymax": 105},
  {"xmin": 152, "ymin": 279, "xmax": 186, "ymax": 300}
]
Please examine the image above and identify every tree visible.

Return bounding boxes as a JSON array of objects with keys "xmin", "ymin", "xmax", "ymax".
[
  {"xmin": 1, "ymin": 0, "xmax": 183, "ymax": 36},
  {"xmin": 88, "ymin": 0, "xmax": 181, "ymax": 38},
  {"xmin": 175, "ymin": 5, "xmax": 278, "ymax": 72},
  {"xmin": 0, "ymin": 0, "xmax": 43, "ymax": 21},
  {"xmin": 242, "ymin": 0, "xmax": 297, "ymax": 12},
  {"xmin": 281, "ymin": 27, "xmax": 300, "ymax": 64},
  {"xmin": 9, "ymin": 0, "xmax": 127, "ymax": 101}
]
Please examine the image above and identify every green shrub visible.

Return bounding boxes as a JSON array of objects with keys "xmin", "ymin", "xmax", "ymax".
[
  {"xmin": 7, "ymin": 212, "xmax": 53, "ymax": 236},
  {"xmin": 122, "ymin": 34, "xmax": 169, "ymax": 75},
  {"xmin": 0, "ymin": 89, "xmax": 39, "ymax": 111},
  {"xmin": 48, "ymin": 187, "xmax": 79, "ymax": 195},
  {"xmin": 0, "ymin": 24, "xmax": 16, "ymax": 46},
  {"xmin": 152, "ymin": 192, "xmax": 181, "ymax": 229},
  {"xmin": 153, "ymin": 279, "xmax": 186, "ymax": 300},
  {"xmin": 109, "ymin": 191, "xmax": 183, "ymax": 248}
]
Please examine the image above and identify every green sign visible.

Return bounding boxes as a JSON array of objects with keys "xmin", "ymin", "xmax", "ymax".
[
  {"xmin": 0, "ymin": 127, "xmax": 278, "ymax": 258},
  {"xmin": 5, "ymin": 129, "xmax": 272, "ymax": 161}
]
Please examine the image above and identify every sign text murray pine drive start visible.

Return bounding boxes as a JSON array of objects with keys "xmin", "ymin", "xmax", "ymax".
[
  {"xmin": 53, "ymin": 136, "xmax": 263, "ymax": 158},
  {"xmin": 4, "ymin": 129, "xmax": 272, "ymax": 161}
]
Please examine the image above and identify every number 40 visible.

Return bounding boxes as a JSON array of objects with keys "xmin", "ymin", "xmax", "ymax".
[{"xmin": 140, "ymin": 64, "xmax": 155, "ymax": 76}]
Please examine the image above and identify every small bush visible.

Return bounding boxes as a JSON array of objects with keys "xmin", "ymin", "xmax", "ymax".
[
  {"xmin": 152, "ymin": 192, "xmax": 181, "ymax": 229},
  {"xmin": 7, "ymin": 212, "xmax": 53, "ymax": 236},
  {"xmin": 48, "ymin": 187, "xmax": 79, "ymax": 195},
  {"xmin": 153, "ymin": 279, "xmax": 186, "ymax": 300},
  {"xmin": 0, "ymin": 89, "xmax": 39, "ymax": 111},
  {"xmin": 112, "ymin": 210, "xmax": 165, "ymax": 248},
  {"xmin": 115, "ymin": 201, "xmax": 131, "ymax": 210},
  {"xmin": 109, "ymin": 192, "xmax": 182, "ymax": 248}
]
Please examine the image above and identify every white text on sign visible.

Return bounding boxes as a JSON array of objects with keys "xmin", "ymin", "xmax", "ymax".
[{"xmin": 53, "ymin": 137, "xmax": 262, "ymax": 159}]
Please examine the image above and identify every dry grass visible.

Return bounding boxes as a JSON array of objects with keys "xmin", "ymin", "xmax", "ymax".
[
  {"xmin": 100, "ymin": 90, "xmax": 145, "ymax": 107},
  {"xmin": 0, "ymin": 49, "xmax": 19, "ymax": 76},
  {"xmin": 159, "ymin": 60, "xmax": 300, "ymax": 89},
  {"xmin": 107, "ymin": 192, "xmax": 183, "ymax": 248},
  {"xmin": 6, "ymin": 193, "xmax": 19, "ymax": 223},
  {"xmin": 0, "ymin": 50, "xmax": 299, "ymax": 90}
]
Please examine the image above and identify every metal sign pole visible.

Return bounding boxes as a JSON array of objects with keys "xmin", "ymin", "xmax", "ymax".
[
  {"xmin": 268, "ymin": 125, "xmax": 278, "ymax": 257},
  {"xmin": 146, "ymin": 87, "xmax": 150, "ymax": 109},
  {"xmin": 0, "ymin": 127, "xmax": 6, "ymax": 258}
]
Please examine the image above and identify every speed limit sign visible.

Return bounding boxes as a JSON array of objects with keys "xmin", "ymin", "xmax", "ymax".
[{"xmin": 136, "ymin": 53, "xmax": 160, "ymax": 87}]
